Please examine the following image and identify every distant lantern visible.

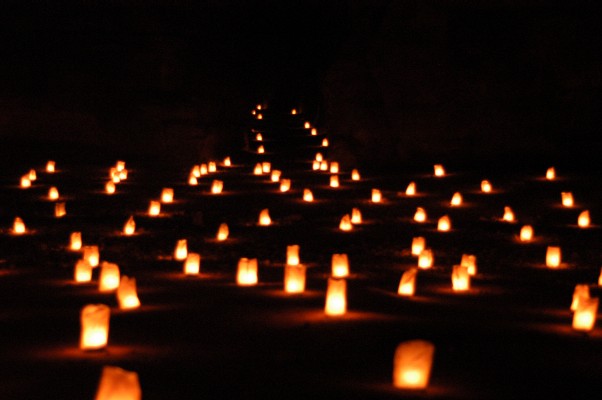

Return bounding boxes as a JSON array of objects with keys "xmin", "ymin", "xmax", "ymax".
[
  {"xmin": 105, "ymin": 181, "xmax": 116, "ymax": 194},
  {"xmin": 12, "ymin": 217, "xmax": 26, "ymax": 234},
  {"xmin": 578, "ymin": 210, "xmax": 590, "ymax": 228},
  {"xmin": 258, "ymin": 209, "xmax": 272, "ymax": 226},
  {"xmin": 319, "ymin": 161, "xmax": 329, "ymax": 171},
  {"xmin": 312, "ymin": 160, "xmax": 320, "ymax": 170},
  {"xmin": 284, "ymin": 264, "xmax": 306, "ymax": 294},
  {"xmin": 236, "ymin": 257, "xmax": 258, "ymax": 286},
  {"xmin": 200, "ymin": 163, "xmax": 208, "ymax": 175},
  {"xmin": 291, "ymin": 108, "xmax": 297, "ymax": 115},
  {"xmin": 280, "ymin": 179, "xmax": 291, "ymax": 192},
  {"xmin": 461, "ymin": 254, "xmax": 477, "ymax": 276},
  {"xmin": 70, "ymin": 231, "xmax": 82, "ymax": 251},
  {"xmin": 322, "ymin": 138, "xmax": 329, "ymax": 147},
  {"xmin": 437, "ymin": 215, "xmax": 451, "ymax": 232},
  {"xmin": 315, "ymin": 152, "xmax": 323, "ymax": 162},
  {"xmin": 188, "ymin": 174, "xmax": 198, "ymax": 186},
  {"xmin": 452, "ymin": 265, "xmax": 470, "ymax": 291},
  {"xmin": 330, "ymin": 175, "xmax": 340, "ymax": 188},
  {"xmin": 191, "ymin": 165, "xmax": 201, "ymax": 178},
  {"xmin": 286, "ymin": 245, "xmax": 300, "ymax": 266},
  {"xmin": 572, "ymin": 297, "xmax": 598, "ymax": 332},
  {"xmin": 411, "ymin": 237, "xmax": 426, "ymax": 256},
  {"xmin": 123, "ymin": 216, "xmax": 135, "ymax": 236},
  {"xmin": 332, "ymin": 253, "xmax": 350, "ymax": 278},
  {"xmin": 55, "ymin": 202, "xmax": 66, "ymax": 218},
  {"xmin": 398, "ymin": 268, "xmax": 418, "ymax": 296},
  {"xmin": 418, "ymin": 249, "xmax": 433, "ymax": 269},
  {"xmin": 216, "ymin": 223, "xmax": 229, "ymax": 241},
  {"xmin": 184, "ymin": 253, "xmax": 201, "ymax": 275},
  {"xmin": 330, "ymin": 162, "xmax": 339, "ymax": 174},
  {"xmin": 211, "ymin": 180, "xmax": 224, "ymax": 194},
  {"xmin": 223, "ymin": 156, "xmax": 232, "ymax": 167},
  {"xmin": 351, "ymin": 169, "xmax": 360, "ymax": 181},
  {"xmin": 116, "ymin": 161, "xmax": 125, "ymax": 172},
  {"xmin": 253, "ymin": 163, "xmax": 263, "ymax": 175},
  {"xmin": 414, "ymin": 207, "xmax": 427, "ymax": 223},
  {"xmin": 95, "ymin": 366, "xmax": 141, "ymax": 400},
  {"xmin": 325, "ymin": 278, "xmax": 347, "ymax": 316},
  {"xmin": 148, "ymin": 200, "xmax": 161, "ymax": 216},
  {"xmin": 546, "ymin": 246, "xmax": 561, "ymax": 268},
  {"xmin": 117, "ymin": 276, "xmax": 141, "ymax": 310},
  {"xmin": 303, "ymin": 189, "xmax": 314, "ymax": 202},
  {"xmin": 450, "ymin": 192, "xmax": 462, "ymax": 206},
  {"xmin": 311, "ymin": 128, "xmax": 318, "ymax": 136},
  {"xmin": 20, "ymin": 175, "xmax": 32, "ymax": 188},
  {"xmin": 80, "ymin": 304, "xmax": 110, "ymax": 350},
  {"xmin": 257, "ymin": 113, "xmax": 263, "ymax": 120},
  {"xmin": 46, "ymin": 160, "xmax": 56, "ymax": 173},
  {"xmin": 372, "ymin": 189, "xmax": 382, "ymax": 203},
  {"xmin": 481, "ymin": 180, "xmax": 492, "ymax": 193},
  {"xmin": 99, "ymin": 262, "xmax": 120, "ymax": 292},
  {"xmin": 48, "ymin": 186, "xmax": 59, "ymax": 200},
  {"xmin": 351, "ymin": 208, "xmax": 362, "ymax": 224},
  {"xmin": 110, "ymin": 169, "xmax": 120, "ymax": 183},
  {"xmin": 74, "ymin": 260, "xmax": 93, "ymax": 283},
  {"xmin": 161, "ymin": 188, "xmax": 174, "ymax": 203},
  {"xmin": 546, "ymin": 167, "xmax": 556, "ymax": 180},
  {"xmin": 257, "ymin": 145, "xmax": 265, "ymax": 154},
  {"xmin": 434, "ymin": 164, "xmax": 445, "ymax": 177},
  {"xmin": 271, "ymin": 170, "xmax": 281, "ymax": 182},
  {"xmin": 339, "ymin": 214, "xmax": 353, "ymax": 231},
  {"xmin": 520, "ymin": 225, "xmax": 534, "ymax": 242},
  {"xmin": 393, "ymin": 340, "xmax": 435, "ymax": 390},
  {"xmin": 83, "ymin": 245, "xmax": 100, "ymax": 267},
  {"xmin": 570, "ymin": 284, "xmax": 590, "ymax": 312},
  {"xmin": 208, "ymin": 161, "xmax": 217, "ymax": 173},
  {"xmin": 262, "ymin": 162, "xmax": 271, "ymax": 173},
  {"xmin": 29, "ymin": 169, "xmax": 37, "ymax": 181},
  {"xmin": 304, "ymin": 122, "xmax": 311, "ymax": 129},
  {"xmin": 561, "ymin": 192, "xmax": 574, "ymax": 207},
  {"xmin": 174, "ymin": 239, "xmax": 188, "ymax": 260},
  {"xmin": 502, "ymin": 206, "xmax": 515, "ymax": 222},
  {"xmin": 598, "ymin": 268, "xmax": 602, "ymax": 286},
  {"xmin": 405, "ymin": 182, "xmax": 416, "ymax": 196}
]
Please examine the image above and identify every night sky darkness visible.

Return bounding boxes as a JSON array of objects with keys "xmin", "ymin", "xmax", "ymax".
[{"xmin": 0, "ymin": 1, "xmax": 600, "ymax": 169}]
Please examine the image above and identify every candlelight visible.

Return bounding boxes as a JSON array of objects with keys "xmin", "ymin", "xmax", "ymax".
[
  {"xmin": 330, "ymin": 162, "xmax": 339, "ymax": 174},
  {"xmin": 74, "ymin": 260, "xmax": 93, "ymax": 283},
  {"xmin": 105, "ymin": 181, "xmax": 116, "ymax": 194},
  {"xmin": 286, "ymin": 245, "xmax": 300, "ymax": 266},
  {"xmin": 110, "ymin": 169, "xmax": 120, "ymax": 183},
  {"xmin": 398, "ymin": 268, "xmax": 418, "ymax": 296},
  {"xmin": 578, "ymin": 210, "xmax": 590, "ymax": 228},
  {"xmin": 200, "ymin": 164, "xmax": 208, "ymax": 175},
  {"xmin": 119, "ymin": 169, "xmax": 127, "ymax": 181},
  {"xmin": 184, "ymin": 253, "xmax": 201, "ymax": 275},
  {"xmin": 148, "ymin": 200, "xmax": 161, "ymax": 216},
  {"xmin": 55, "ymin": 202, "xmax": 66, "ymax": 218},
  {"xmin": 271, "ymin": 170, "xmax": 281, "ymax": 182},
  {"xmin": 291, "ymin": 108, "xmax": 297, "ymax": 115},
  {"xmin": 280, "ymin": 179, "xmax": 291, "ymax": 192},
  {"xmin": 371, "ymin": 189, "xmax": 382, "ymax": 203},
  {"xmin": 258, "ymin": 209, "xmax": 272, "ymax": 226},
  {"xmin": 481, "ymin": 180, "xmax": 492, "ymax": 193},
  {"xmin": 116, "ymin": 161, "xmax": 126, "ymax": 172},
  {"xmin": 330, "ymin": 175, "xmax": 340, "ymax": 188},
  {"xmin": 502, "ymin": 206, "xmax": 515, "ymax": 222},
  {"xmin": 351, "ymin": 169, "xmax": 360, "ymax": 181},
  {"xmin": 46, "ymin": 160, "xmax": 56, "ymax": 173},
  {"xmin": 418, "ymin": 249, "xmax": 433, "ymax": 269},
  {"xmin": 546, "ymin": 167, "xmax": 556, "ymax": 180},
  {"xmin": 191, "ymin": 165, "xmax": 201, "ymax": 178},
  {"xmin": 70, "ymin": 232, "xmax": 82, "ymax": 251},
  {"xmin": 315, "ymin": 153, "xmax": 323, "ymax": 162},
  {"xmin": 28, "ymin": 169, "xmax": 37, "ymax": 181},
  {"xmin": 303, "ymin": 188, "xmax": 314, "ymax": 202},
  {"xmin": 434, "ymin": 164, "xmax": 445, "ymax": 177},
  {"xmin": 393, "ymin": 340, "xmax": 435, "ymax": 390},
  {"xmin": 304, "ymin": 122, "xmax": 311, "ymax": 129},
  {"xmin": 216, "ymin": 223, "xmax": 229, "ymax": 241},
  {"xmin": 351, "ymin": 208, "xmax": 362, "ymax": 224},
  {"xmin": 20, "ymin": 175, "xmax": 31, "ymax": 188},
  {"xmin": 174, "ymin": 239, "xmax": 188, "ymax": 261},
  {"xmin": 83, "ymin": 246, "xmax": 100, "ymax": 267},
  {"xmin": 48, "ymin": 186, "xmax": 59, "ymax": 200},
  {"xmin": 322, "ymin": 138, "xmax": 329, "ymax": 147},
  {"xmin": 570, "ymin": 285, "xmax": 590, "ymax": 311},
  {"xmin": 450, "ymin": 192, "xmax": 462, "ymax": 206},
  {"xmin": 405, "ymin": 182, "xmax": 416, "ymax": 196},
  {"xmin": 519, "ymin": 225, "xmax": 534, "ymax": 242},
  {"xmin": 572, "ymin": 297, "xmax": 598, "ymax": 332},
  {"xmin": 325, "ymin": 278, "xmax": 346, "ymax": 316},
  {"xmin": 411, "ymin": 237, "xmax": 426, "ymax": 256},
  {"xmin": 253, "ymin": 163, "xmax": 263, "ymax": 175},
  {"xmin": 99, "ymin": 262, "xmax": 120, "ymax": 292},
  {"xmin": 237, "ymin": 258, "xmax": 258, "ymax": 286},
  {"xmin": 208, "ymin": 161, "xmax": 217, "ymax": 173},
  {"xmin": 546, "ymin": 246, "xmax": 561, "ymax": 268},
  {"xmin": 561, "ymin": 192, "xmax": 574, "ymax": 207},
  {"xmin": 12, "ymin": 217, "xmax": 26, "ymax": 234},
  {"xmin": 80, "ymin": 304, "xmax": 110, "ymax": 350},
  {"xmin": 461, "ymin": 254, "xmax": 477, "ymax": 276},
  {"xmin": 188, "ymin": 174, "xmax": 198, "ymax": 186},
  {"xmin": 413, "ymin": 207, "xmax": 427, "ymax": 223},
  {"xmin": 161, "ymin": 188, "xmax": 174, "ymax": 203},
  {"xmin": 311, "ymin": 128, "xmax": 317, "ymax": 136},
  {"xmin": 312, "ymin": 160, "xmax": 320, "ymax": 170},
  {"xmin": 598, "ymin": 268, "xmax": 602, "ymax": 286},
  {"xmin": 332, "ymin": 253, "xmax": 350, "ymax": 278},
  {"xmin": 437, "ymin": 215, "xmax": 451, "ymax": 231},
  {"xmin": 211, "ymin": 180, "xmax": 224, "ymax": 194},
  {"xmin": 95, "ymin": 366, "xmax": 141, "ymax": 400},
  {"xmin": 257, "ymin": 145, "xmax": 265, "ymax": 154},
  {"xmin": 452, "ymin": 265, "xmax": 470, "ymax": 291},
  {"xmin": 320, "ymin": 161, "xmax": 328, "ymax": 171},
  {"xmin": 339, "ymin": 214, "xmax": 353, "ymax": 231},
  {"xmin": 117, "ymin": 276, "xmax": 141, "ymax": 310},
  {"xmin": 262, "ymin": 162, "xmax": 271, "ymax": 173},
  {"xmin": 123, "ymin": 216, "xmax": 136, "ymax": 236},
  {"xmin": 257, "ymin": 113, "xmax": 263, "ymax": 120},
  {"xmin": 284, "ymin": 264, "xmax": 306, "ymax": 294},
  {"xmin": 223, "ymin": 156, "xmax": 232, "ymax": 167}
]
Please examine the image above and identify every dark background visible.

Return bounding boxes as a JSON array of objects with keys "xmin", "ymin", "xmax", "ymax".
[{"xmin": 0, "ymin": 0, "xmax": 600, "ymax": 169}]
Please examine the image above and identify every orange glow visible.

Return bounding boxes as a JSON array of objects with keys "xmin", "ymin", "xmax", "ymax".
[
  {"xmin": 481, "ymin": 180, "xmax": 492, "ymax": 193},
  {"xmin": 418, "ymin": 249, "xmax": 433, "ymax": 269},
  {"xmin": 12, "ymin": 217, "xmax": 26, "ymax": 234},
  {"xmin": 433, "ymin": 164, "xmax": 445, "ymax": 177},
  {"xmin": 253, "ymin": 163, "xmax": 263, "ymax": 175},
  {"xmin": 211, "ymin": 180, "xmax": 224, "ymax": 194},
  {"xmin": 174, "ymin": 239, "xmax": 188, "ymax": 261},
  {"xmin": 223, "ymin": 156, "xmax": 232, "ymax": 167},
  {"xmin": 28, "ymin": 169, "xmax": 37, "ymax": 181},
  {"xmin": 461, "ymin": 254, "xmax": 477, "ymax": 276},
  {"xmin": 405, "ymin": 182, "xmax": 416, "ymax": 196},
  {"xmin": 573, "ymin": 297, "xmax": 598, "ymax": 332},
  {"xmin": 55, "ymin": 202, "xmax": 66, "ymax": 218},
  {"xmin": 332, "ymin": 253, "xmax": 350, "ymax": 278},
  {"xmin": 502, "ymin": 206, "xmax": 515, "ymax": 222},
  {"xmin": 315, "ymin": 152, "xmax": 323, "ymax": 162},
  {"xmin": 339, "ymin": 214, "xmax": 353, "ymax": 231},
  {"xmin": 311, "ymin": 128, "xmax": 317, "ymax": 136},
  {"xmin": 411, "ymin": 237, "xmax": 425, "ymax": 256},
  {"xmin": 330, "ymin": 162, "xmax": 339, "ymax": 174},
  {"xmin": 237, "ymin": 258, "xmax": 258, "ymax": 286},
  {"xmin": 286, "ymin": 245, "xmax": 300, "ymax": 266},
  {"xmin": 304, "ymin": 122, "xmax": 311, "ymax": 129},
  {"xmin": 20, "ymin": 175, "xmax": 31, "ymax": 188},
  {"xmin": 351, "ymin": 208, "xmax": 362, "ymax": 224},
  {"xmin": 561, "ymin": 192, "xmax": 574, "ymax": 207},
  {"xmin": 191, "ymin": 165, "xmax": 201, "ymax": 178},
  {"xmin": 123, "ymin": 216, "xmax": 136, "ymax": 236},
  {"xmin": 271, "ymin": 170, "xmax": 281, "ymax": 182},
  {"xmin": 284, "ymin": 264, "xmax": 306, "ymax": 294},
  {"xmin": 393, "ymin": 340, "xmax": 435, "ymax": 389},
  {"xmin": 208, "ymin": 162, "xmax": 217, "ymax": 173},
  {"xmin": 216, "ymin": 223, "xmax": 229, "ymax": 241},
  {"xmin": 257, "ymin": 113, "xmax": 263, "ymax": 120},
  {"xmin": 319, "ymin": 160, "xmax": 328, "ymax": 171},
  {"xmin": 117, "ymin": 276, "xmax": 141, "ymax": 310},
  {"xmin": 161, "ymin": 188, "xmax": 174, "ymax": 203},
  {"xmin": 312, "ymin": 160, "xmax": 320, "ymax": 170},
  {"xmin": 570, "ymin": 285, "xmax": 590, "ymax": 311},
  {"xmin": 519, "ymin": 225, "xmax": 533, "ymax": 242},
  {"xmin": 148, "ymin": 200, "xmax": 161, "ymax": 216},
  {"xmin": 257, "ymin": 145, "xmax": 265, "ymax": 154},
  {"xmin": 99, "ymin": 262, "xmax": 120, "ymax": 292},
  {"xmin": 397, "ymin": 268, "xmax": 418, "ymax": 296},
  {"xmin": 450, "ymin": 192, "xmax": 462, "ymax": 206},
  {"xmin": 95, "ymin": 366, "xmax": 141, "ymax": 400},
  {"xmin": 322, "ymin": 138, "xmax": 329, "ymax": 147},
  {"xmin": 325, "ymin": 278, "xmax": 346, "ymax": 316},
  {"xmin": 546, "ymin": 167, "xmax": 556, "ymax": 180},
  {"xmin": 371, "ymin": 189, "xmax": 382, "ymax": 203},
  {"xmin": 437, "ymin": 215, "xmax": 451, "ymax": 231},
  {"xmin": 48, "ymin": 186, "xmax": 59, "ymax": 200},
  {"xmin": 413, "ymin": 207, "xmax": 427, "ymax": 223},
  {"xmin": 200, "ymin": 163, "xmax": 208, "ymax": 175},
  {"xmin": 598, "ymin": 267, "xmax": 602, "ymax": 286},
  {"xmin": 258, "ymin": 209, "xmax": 272, "ymax": 226},
  {"xmin": 351, "ymin": 169, "xmax": 360, "ymax": 181},
  {"xmin": 546, "ymin": 246, "xmax": 561, "ymax": 268},
  {"xmin": 291, "ymin": 108, "xmax": 297, "ymax": 115},
  {"xmin": 105, "ymin": 181, "xmax": 116, "ymax": 194},
  {"xmin": 83, "ymin": 245, "xmax": 100, "ymax": 267},
  {"xmin": 184, "ymin": 253, "xmax": 201, "ymax": 275},
  {"xmin": 452, "ymin": 265, "xmax": 470, "ymax": 291},
  {"xmin": 280, "ymin": 179, "xmax": 291, "ymax": 192},
  {"xmin": 46, "ymin": 160, "xmax": 56, "ymax": 173},
  {"xmin": 116, "ymin": 161, "xmax": 126, "ymax": 172},
  {"xmin": 74, "ymin": 260, "xmax": 93, "ymax": 283},
  {"xmin": 80, "ymin": 304, "xmax": 110, "ymax": 350},
  {"xmin": 188, "ymin": 174, "xmax": 198, "ymax": 186},
  {"xmin": 303, "ymin": 189, "xmax": 314, "ymax": 202},
  {"xmin": 70, "ymin": 232, "xmax": 82, "ymax": 251},
  {"xmin": 578, "ymin": 210, "xmax": 590, "ymax": 228},
  {"xmin": 262, "ymin": 162, "xmax": 271, "ymax": 173},
  {"xmin": 330, "ymin": 175, "xmax": 340, "ymax": 188}
]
